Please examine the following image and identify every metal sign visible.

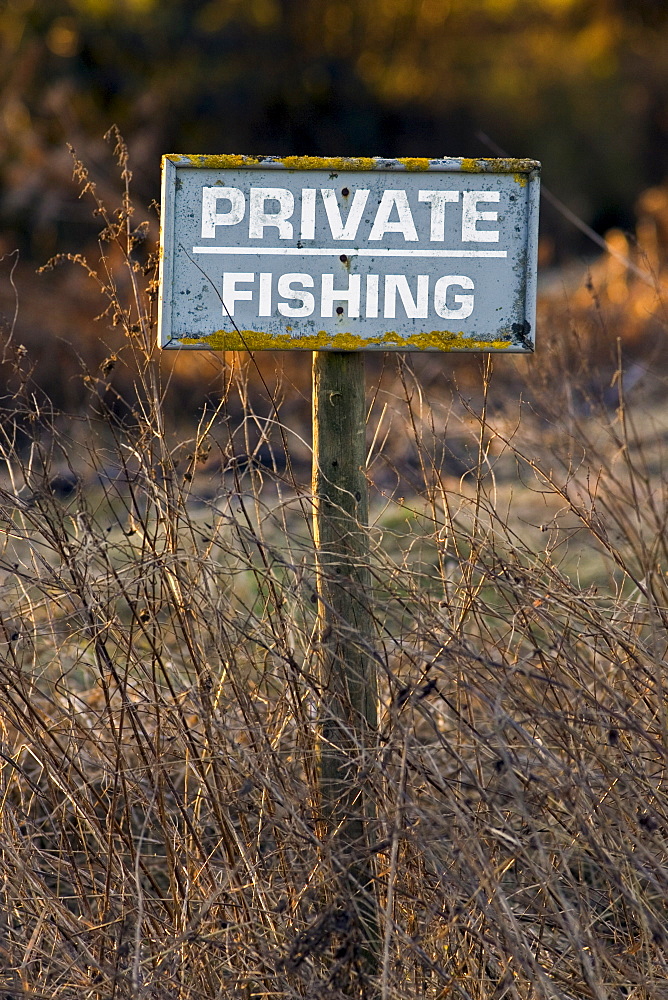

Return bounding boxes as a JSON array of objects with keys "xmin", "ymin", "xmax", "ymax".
[{"xmin": 158, "ymin": 155, "xmax": 540, "ymax": 352}]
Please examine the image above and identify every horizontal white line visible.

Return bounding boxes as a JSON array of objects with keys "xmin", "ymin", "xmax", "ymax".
[{"xmin": 192, "ymin": 246, "xmax": 507, "ymax": 259}]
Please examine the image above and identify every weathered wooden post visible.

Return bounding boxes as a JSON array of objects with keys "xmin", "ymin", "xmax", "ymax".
[
  {"xmin": 158, "ymin": 151, "xmax": 540, "ymax": 989},
  {"xmin": 312, "ymin": 349, "xmax": 379, "ymax": 964}
]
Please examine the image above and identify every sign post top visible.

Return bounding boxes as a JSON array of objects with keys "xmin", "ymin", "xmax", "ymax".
[{"xmin": 158, "ymin": 154, "xmax": 540, "ymax": 353}]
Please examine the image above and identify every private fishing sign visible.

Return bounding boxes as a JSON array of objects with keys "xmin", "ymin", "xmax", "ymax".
[{"xmin": 158, "ymin": 155, "xmax": 540, "ymax": 352}]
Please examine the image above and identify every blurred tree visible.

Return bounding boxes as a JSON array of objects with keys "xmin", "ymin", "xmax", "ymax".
[{"xmin": 1, "ymin": 0, "xmax": 667, "ymax": 259}]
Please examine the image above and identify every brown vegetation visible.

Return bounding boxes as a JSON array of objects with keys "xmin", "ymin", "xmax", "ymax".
[{"xmin": 1, "ymin": 143, "xmax": 668, "ymax": 999}]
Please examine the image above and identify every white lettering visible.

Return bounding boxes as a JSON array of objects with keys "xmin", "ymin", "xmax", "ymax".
[
  {"xmin": 368, "ymin": 190, "xmax": 418, "ymax": 242},
  {"xmin": 418, "ymin": 190, "xmax": 460, "ymax": 242},
  {"xmin": 365, "ymin": 274, "xmax": 379, "ymax": 319},
  {"xmin": 201, "ymin": 187, "xmax": 245, "ymax": 238},
  {"xmin": 462, "ymin": 191, "xmax": 500, "ymax": 243},
  {"xmin": 300, "ymin": 188, "xmax": 316, "ymax": 240},
  {"xmin": 434, "ymin": 275, "xmax": 475, "ymax": 319},
  {"xmin": 321, "ymin": 273, "xmax": 361, "ymax": 317},
  {"xmin": 321, "ymin": 189, "xmax": 370, "ymax": 241},
  {"xmin": 222, "ymin": 272, "xmax": 254, "ymax": 316},
  {"xmin": 259, "ymin": 272, "xmax": 272, "ymax": 316},
  {"xmin": 219, "ymin": 271, "xmax": 477, "ymax": 322},
  {"xmin": 277, "ymin": 273, "xmax": 314, "ymax": 317},
  {"xmin": 384, "ymin": 275, "xmax": 429, "ymax": 318},
  {"xmin": 249, "ymin": 188, "xmax": 294, "ymax": 240}
]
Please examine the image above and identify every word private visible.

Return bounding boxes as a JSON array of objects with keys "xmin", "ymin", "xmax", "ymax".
[{"xmin": 158, "ymin": 155, "xmax": 540, "ymax": 352}]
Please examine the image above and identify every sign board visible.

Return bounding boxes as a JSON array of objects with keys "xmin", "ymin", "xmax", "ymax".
[{"xmin": 158, "ymin": 155, "xmax": 540, "ymax": 352}]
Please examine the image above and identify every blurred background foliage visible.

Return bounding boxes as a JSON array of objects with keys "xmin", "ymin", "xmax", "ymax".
[
  {"xmin": 1, "ymin": 0, "xmax": 668, "ymax": 422},
  {"xmin": 2, "ymin": 0, "xmax": 668, "ymax": 263}
]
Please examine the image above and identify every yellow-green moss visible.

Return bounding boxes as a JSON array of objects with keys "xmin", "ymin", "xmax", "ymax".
[
  {"xmin": 278, "ymin": 155, "xmax": 377, "ymax": 171},
  {"xmin": 398, "ymin": 157, "xmax": 431, "ymax": 171},
  {"xmin": 460, "ymin": 157, "xmax": 538, "ymax": 182},
  {"xmin": 166, "ymin": 154, "xmax": 263, "ymax": 169},
  {"xmin": 166, "ymin": 154, "xmax": 379, "ymax": 172},
  {"xmin": 164, "ymin": 153, "xmax": 539, "ymax": 178},
  {"xmin": 177, "ymin": 329, "xmax": 514, "ymax": 352}
]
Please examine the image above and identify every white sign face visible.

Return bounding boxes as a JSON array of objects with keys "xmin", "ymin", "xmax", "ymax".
[{"xmin": 158, "ymin": 155, "xmax": 540, "ymax": 352}]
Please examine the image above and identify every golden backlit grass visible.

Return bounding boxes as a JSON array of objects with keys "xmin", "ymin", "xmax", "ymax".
[{"xmin": 1, "ymin": 139, "xmax": 668, "ymax": 999}]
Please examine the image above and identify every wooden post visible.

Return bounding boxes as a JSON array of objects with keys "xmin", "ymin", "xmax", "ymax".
[{"xmin": 312, "ymin": 350, "xmax": 379, "ymax": 973}]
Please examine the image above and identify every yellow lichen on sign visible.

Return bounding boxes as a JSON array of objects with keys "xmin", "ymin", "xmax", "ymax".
[
  {"xmin": 176, "ymin": 329, "xmax": 514, "ymax": 352},
  {"xmin": 279, "ymin": 155, "xmax": 377, "ymax": 171},
  {"xmin": 397, "ymin": 157, "xmax": 431, "ymax": 171},
  {"xmin": 460, "ymin": 157, "xmax": 538, "ymax": 180},
  {"xmin": 166, "ymin": 153, "xmax": 263, "ymax": 169}
]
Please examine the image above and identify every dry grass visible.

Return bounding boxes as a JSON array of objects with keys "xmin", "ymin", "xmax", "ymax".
[{"xmin": 1, "ymin": 138, "xmax": 668, "ymax": 999}]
